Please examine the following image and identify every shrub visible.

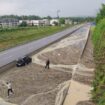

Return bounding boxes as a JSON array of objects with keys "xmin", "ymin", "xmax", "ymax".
[{"xmin": 92, "ymin": 18, "xmax": 105, "ymax": 105}]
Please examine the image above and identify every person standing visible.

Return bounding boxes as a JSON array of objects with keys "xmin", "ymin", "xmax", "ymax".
[
  {"xmin": 6, "ymin": 82, "xmax": 14, "ymax": 97},
  {"xmin": 45, "ymin": 59, "xmax": 50, "ymax": 69}
]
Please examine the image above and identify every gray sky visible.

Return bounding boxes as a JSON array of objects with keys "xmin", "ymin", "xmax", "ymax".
[{"xmin": 0, "ymin": 0, "xmax": 104, "ymax": 17}]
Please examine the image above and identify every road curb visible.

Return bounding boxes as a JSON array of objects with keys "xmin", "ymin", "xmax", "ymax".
[{"xmin": 0, "ymin": 62, "xmax": 16, "ymax": 73}]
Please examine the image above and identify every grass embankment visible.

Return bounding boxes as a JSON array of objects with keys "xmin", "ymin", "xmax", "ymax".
[
  {"xmin": 0, "ymin": 25, "xmax": 70, "ymax": 51},
  {"xmin": 92, "ymin": 19, "xmax": 105, "ymax": 105}
]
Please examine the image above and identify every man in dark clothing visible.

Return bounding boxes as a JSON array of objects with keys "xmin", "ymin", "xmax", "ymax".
[{"xmin": 45, "ymin": 59, "xmax": 50, "ymax": 69}]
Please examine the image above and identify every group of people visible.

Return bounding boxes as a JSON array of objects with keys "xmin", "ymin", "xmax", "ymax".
[{"xmin": 3, "ymin": 59, "xmax": 50, "ymax": 97}]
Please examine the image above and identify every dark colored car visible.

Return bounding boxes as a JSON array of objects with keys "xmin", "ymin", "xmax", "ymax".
[
  {"xmin": 16, "ymin": 56, "xmax": 32, "ymax": 67},
  {"xmin": 16, "ymin": 59, "xmax": 25, "ymax": 67},
  {"xmin": 23, "ymin": 56, "xmax": 32, "ymax": 64}
]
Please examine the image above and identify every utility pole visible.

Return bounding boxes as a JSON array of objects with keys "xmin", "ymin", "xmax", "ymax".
[
  {"xmin": 57, "ymin": 10, "xmax": 60, "ymax": 26},
  {"xmin": 57, "ymin": 10, "xmax": 60, "ymax": 19}
]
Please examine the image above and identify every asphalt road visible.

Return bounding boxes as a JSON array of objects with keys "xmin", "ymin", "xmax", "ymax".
[{"xmin": 0, "ymin": 24, "xmax": 84, "ymax": 68}]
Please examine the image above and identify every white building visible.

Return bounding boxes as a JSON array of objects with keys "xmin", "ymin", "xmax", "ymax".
[
  {"xmin": 19, "ymin": 19, "xmax": 50, "ymax": 26},
  {"xmin": 42, "ymin": 19, "xmax": 50, "ymax": 26},
  {"xmin": 74, "ymin": 21, "xmax": 78, "ymax": 25},
  {"xmin": 50, "ymin": 19, "xmax": 59, "ymax": 26},
  {"xmin": 19, "ymin": 20, "xmax": 33, "ymax": 26},
  {"xmin": 65, "ymin": 19, "xmax": 72, "ymax": 25},
  {"xmin": 31, "ymin": 20, "xmax": 40, "ymax": 26},
  {"xmin": 0, "ymin": 18, "xmax": 19, "ymax": 28}
]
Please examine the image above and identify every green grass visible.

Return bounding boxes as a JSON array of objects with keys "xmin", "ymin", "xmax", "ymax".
[
  {"xmin": 92, "ymin": 18, "xmax": 105, "ymax": 105},
  {"xmin": 0, "ymin": 25, "xmax": 70, "ymax": 51}
]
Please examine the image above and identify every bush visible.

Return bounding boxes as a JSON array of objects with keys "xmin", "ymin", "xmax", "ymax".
[
  {"xmin": 96, "ymin": 4, "xmax": 105, "ymax": 24},
  {"xmin": 19, "ymin": 21, "xmax": 27, "ymax": 27},
  {"xmin": 92, "ymin": 18, "xmax": 105, "ymax": 105}
]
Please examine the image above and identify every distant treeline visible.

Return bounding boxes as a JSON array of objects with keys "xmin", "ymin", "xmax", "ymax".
[
  {"xmin": 0, "ymin": 15, "xmax": 95, "ymax": 22},
  {"xmin": 69, "ymin": 17, "xmax": 95, "ymax": 22},
  {"xmin": 0, "ymin": 15, "xmax": 41, "ymax": 20}
]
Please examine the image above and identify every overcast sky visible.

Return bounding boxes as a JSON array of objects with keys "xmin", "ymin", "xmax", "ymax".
[{"xmin": 0, "ymin": 0, "xmax": 105, "ymax": 17}]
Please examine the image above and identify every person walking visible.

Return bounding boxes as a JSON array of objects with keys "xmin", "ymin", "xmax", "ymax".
[
  {"xmin": 45, "ymin": 59, "xmax": 50, "ymax": 69},
  {"xmin": 6, "ymin": 82, "xmax": 14, "ymax": 97}
]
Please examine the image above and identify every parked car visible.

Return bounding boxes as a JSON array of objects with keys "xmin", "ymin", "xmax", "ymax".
[
  {"xmin": 23, "ymin": 56, "xmax": 32, "ymax": 64},
  {"xmin": 16, "ymin": 59, "xmax": 25, "ymax": 67},
  {"xmin": 16, "ymin": 56, "xmax": 32, "ymax": 67}
]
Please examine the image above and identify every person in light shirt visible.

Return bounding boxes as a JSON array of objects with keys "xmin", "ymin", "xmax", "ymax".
[{"xmin": 6, "ymin": 82, "xmax": 14, "ymax": 97}]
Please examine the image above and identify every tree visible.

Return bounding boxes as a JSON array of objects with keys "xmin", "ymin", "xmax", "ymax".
[
  {"xmin": 53, "ymin": 21, "xmax": 59, "ymax": 26},
  {"xmin": 19, "ymin": 21, "xmax": 27, "ymax": 27},
  {"xmin": 28, "ymin": 15, "xmax": 41, "ymax": 20},
  {"xmin": 59, "ymin": 18, "xmax": 65, "ymax": 24},
  {"xmin": 43, "ymin": 16, "xmax": 52, "ymax": 20},
  {"xmin": 96, "ymin": 4, "xmax": 105, "ymax": 23}
]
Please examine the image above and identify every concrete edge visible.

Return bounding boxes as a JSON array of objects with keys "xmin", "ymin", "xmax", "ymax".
[
  {"xmin": 55, "ymin": 81, "xmax": 71, "ymax": 105},
  {"xmin": 80, "ymin": 27, "xmax": 91, "ymax": 59},
  {"xmin": 0, "ymin": 61, "xmax": 16, "ymax": 73}
]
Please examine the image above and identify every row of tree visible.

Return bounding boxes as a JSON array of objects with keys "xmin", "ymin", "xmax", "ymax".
[
  {"xmin": 0, "ymin": 15, "xmax": 94, "ymax": 22},
  {"xmin": 0, "ymin": 15, "xmax": 41, "ymax": 20}
]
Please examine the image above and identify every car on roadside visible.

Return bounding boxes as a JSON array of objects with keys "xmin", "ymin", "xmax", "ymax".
[
  {"xmin": 16, "ymin": 56, "xmax": 32, "ymax": 67},
  {"xmin": 16, "ymin": 59, "xmax": 25, "ymax": 67},
  {"xmin": 23, "ymin": 56, "xmax": 32, "ymax": 64}
]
